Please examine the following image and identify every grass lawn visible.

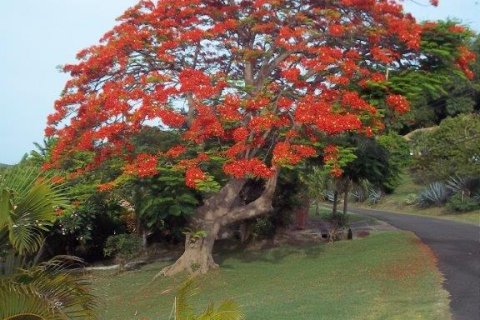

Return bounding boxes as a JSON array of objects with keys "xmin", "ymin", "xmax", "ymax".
[
  {"xmin": 91, "ymin": 231, "xmax": 450, "ymax": 320},
  {"xmin": 357, "ymin": 174, "xmax": 480, "ymax": 225}
]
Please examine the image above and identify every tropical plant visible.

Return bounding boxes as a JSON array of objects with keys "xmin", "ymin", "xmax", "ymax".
[
  {"xmin": 0, "ymin": 255, "xmax": 96, "ymax": 320},
  {"xmin": 368, "ymin": 188, "xmax": 384, "ymax": 205},
  {"xmin": 0, "ymin": 166, "xmax": 67, "ymax": 255},
  {"xmin": 418, "ymin": 182, "xmax": 451, "ymax": 207},
  {"xmin": 169, "ymin": 278, "xmax": 244, "ymax": 320},
  {"xmin": 446, "ymin": 175, "xmax": 480, "ymax": 196},
  {"xmin": 0, "ymin": 166, "xmax": 97, "ymax": 319}
]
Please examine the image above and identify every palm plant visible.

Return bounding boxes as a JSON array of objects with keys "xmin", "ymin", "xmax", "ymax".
[
  {"xmin": 0, "ymin": 255, "xmax": 96, "ymax": 320},
  {"xmin": 170, "ymin": 278, "xmax": 244, "ymax": 320},
  {"xmin": 0, "ymin": 166, "xmax": 97, "ymax": 319},
  {"xmin": 0, "ymin": 166, "xmax": 67, "ymax": 254}
]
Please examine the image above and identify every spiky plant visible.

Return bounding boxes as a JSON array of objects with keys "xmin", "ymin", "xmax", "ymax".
[
  {"xmin": 418, "ymin": 182, "xmax": 451, "ymax": 207},
  {"xmin": 368, "ymin": 188, "xmax": 383, "ymax": 205},
  {"xmin": 446, "ymin": 175, "xmax": 480, "ymax": 196}
]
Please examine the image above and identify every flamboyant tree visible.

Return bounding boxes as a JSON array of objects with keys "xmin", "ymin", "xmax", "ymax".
[{"xmin": 45, "ymin": 0, "xmax": 474, "ymax": 275}]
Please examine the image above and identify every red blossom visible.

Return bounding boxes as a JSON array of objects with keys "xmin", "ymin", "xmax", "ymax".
[
  {"xmin": 386, "ymin": 94, "xmax": 410, "ymax": 113},
  {"xmin": 124, "ymin": 153, "xmax": 158, "ymax": 177},
  {"xmin": 223, "ymin": 158, "xmax": 274, "ymax": 179},
  {"xmin": 44, "ymin": 0, "xmax": 440, "ymax": 187},
  {"xmin": 185, "ymin": 167, "xmax": 206, "ymax": 188},
  {"xmin": 165, "ymin": 145, "xmax": 187, "ymax": 158}
]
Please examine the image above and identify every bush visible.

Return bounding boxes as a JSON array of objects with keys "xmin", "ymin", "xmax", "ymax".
[
  {"xmin": 446, "ymin": 175, "xmax": 480, "ymax": 195},
  {"xmin": 368, "ymin": 188, "xmax": 383, "ymax": 205},
  {"xmin": 404, "ymin": 193, "xmax": 418, "ymax": 206},
  {"xmin": 409, "ymin": 115, "xmax": 480, "ymax": 183},
  {"xmin": 418, "ymin": 182, "xmax": 451, "ymax": 207},
  {"xmin": 446, "ymin": 193, "xmax": 480, "ymax": 213},
  {"xmin": 252, "ymin": 216, "xmax": 276, "ymax": 239},
  {"xmin": 104, "ymin": 234, "xmax": 143, "ymax": 262}
]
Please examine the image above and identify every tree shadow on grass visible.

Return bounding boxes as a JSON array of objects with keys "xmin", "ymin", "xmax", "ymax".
[{"xmin": 213, "ymin": 239, "xmax": 326, "ymax": 267}]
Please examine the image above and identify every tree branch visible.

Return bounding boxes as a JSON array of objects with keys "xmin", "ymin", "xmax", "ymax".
[{"xmin": 220, "ymin": 170, "xmax": 279, "ymax": 225}]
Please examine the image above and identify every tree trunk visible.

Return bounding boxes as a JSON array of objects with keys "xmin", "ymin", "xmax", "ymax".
[
  {"xmin": 332, "ymin": 191, "xmax": 338, "ymax": 216},
  {"xmin": 142, "ymin": 230, "xmax": 148, "ymax": 249},
  {"xmin": 343, "ymin": 179, "xmax": 350, "ymax": 216},
  {"xmin": 161, "ymin": 222, "xmax": 220, "ymax": 276},
  {"xmin": 159, "ymin": 172, "xmax": 278, "ymax": 277}
]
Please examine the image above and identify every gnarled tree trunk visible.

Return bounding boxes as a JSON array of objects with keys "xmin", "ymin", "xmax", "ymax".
[{"xmin": 160, "ymin": 172, "xmax": 278, "ymax": 276}]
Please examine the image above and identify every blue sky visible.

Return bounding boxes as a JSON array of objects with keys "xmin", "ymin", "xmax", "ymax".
[{"xmin": 0, "ymin": 0, "xmax": 478, "ymax": 164}]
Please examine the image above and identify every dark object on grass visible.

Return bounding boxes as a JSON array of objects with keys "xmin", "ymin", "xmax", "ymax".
[{"xmin": 347, "ymin": 228, "xmax": 353, "ymax": 240}]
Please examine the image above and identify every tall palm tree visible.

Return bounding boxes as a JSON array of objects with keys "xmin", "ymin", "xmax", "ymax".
[{"xmin": 0, "ymin": 166, "xmax": 97, "ymax": 319}]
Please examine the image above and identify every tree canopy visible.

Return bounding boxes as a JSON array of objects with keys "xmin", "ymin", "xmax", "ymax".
[
  {"xmin": 45, "ymin": 0, "xmax": 462, "ymax": 184},
  {"xmin": 44, "ymin": 0, "xmax": 475, "ymax": 275}
]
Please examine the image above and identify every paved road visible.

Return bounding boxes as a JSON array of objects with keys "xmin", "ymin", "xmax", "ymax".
[{"xmin": 351, "ymin": 208, "xmax": 480, "ymax": 320}]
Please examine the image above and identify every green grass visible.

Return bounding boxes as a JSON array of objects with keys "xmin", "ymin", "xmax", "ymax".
[
  {"xmin": 91, "ymin": 231, "xmax": 450, "ymax": 320},
  {"xmin": 359, "ymin": 174, "xmax": 480, "ymax": 225}
]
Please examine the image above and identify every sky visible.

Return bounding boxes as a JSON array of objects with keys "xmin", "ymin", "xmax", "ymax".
[{"xmin": 0, "ymin": 0, "xmax": 479, "ymax": 165}]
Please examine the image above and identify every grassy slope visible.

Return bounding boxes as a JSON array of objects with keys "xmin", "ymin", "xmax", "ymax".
[
  {"xmin": 358, "ymin": 174, "xmax": 480, "ymax": 225},
  {"xmin": 91, "ymin": 231, "xmax": 450, "ymax": 320}
]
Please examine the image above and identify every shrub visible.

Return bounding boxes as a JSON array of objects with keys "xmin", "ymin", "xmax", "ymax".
[
  {"xmin": 418, "ymin": 182, "xmax": 451, "ymax": 207},
  {"xmin": 368, "ymin": 188, "xmax": 383, "ymax": 205},
  {"xmin": 104, "ymin": 234, "xmax": 143, "ymax": 263},
  {"xmin": 446, "ymin": 175, "xmax": 480, "ymax": 195},
  {"xmin": 252, "ymin": 216, "xmax": 276, "ymax": 239},
  {"xmin": 404, "ymin": 193, "xmax": 418, "ymax": 206},
  {"xmin": 446, "ymin": 193, "xmax": 480, "ymax": 213}
]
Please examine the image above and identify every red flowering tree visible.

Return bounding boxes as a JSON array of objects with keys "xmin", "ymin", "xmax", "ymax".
[{"xmin": 46, "ymin": 0, "xmax": 461, "ymax": 275}]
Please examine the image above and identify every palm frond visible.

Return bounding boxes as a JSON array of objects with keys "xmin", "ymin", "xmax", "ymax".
[
  {"xmin": 175, "ymin": 277, "xmax": 197, "ymax": 320},
  {"xmin": 0, "ymin": 166, "xmax": 68, "ymax": 254},
  {"xmin": 172, "ymin": 278, "xmax": 244, "ymax": 320},
  {"xmin": 0, "ymin": 256, "xmax": 97, "ymax": 320},
  {"xmin": 198, "ymin": 300, "xmax": 245, "ymax": 320}
]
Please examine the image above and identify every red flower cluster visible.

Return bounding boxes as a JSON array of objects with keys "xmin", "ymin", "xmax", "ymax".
[
  {"xmin": 329, "ymin": 24, "xmax": 345, "ymax": 37},
  {"xmin": 273, "ymin": 142, "xmax": 316, "ymax": 166},
  {"xmin": 232, "ymin": 127, "xmax": 249, "ymax": 142},
  {"xmin": 323, "ymin": 145, "xmax": 343, "ymax": 177},
  {"xmin": 98, "ymin": 182, "xmax": 116, "ymax": 192},
  {"xmin": 157, "ymin": 109, "xmax": 186, "ymax": 128},
  {"xmin": 341, "ymin": 91, "xmax": 376, "ymax": 113},
  {"xmin": 124, "ymin": 153, "xmax": 158, "ymax": 177},
  {"xmin": 457, "ymin": 46, "xmax": 476, "ymax": 80},
  {"xmin": 44, "ymin": 0, "xmax": 452, "ymax": 189},
  {"xmin": 386, "ymin": 94, "xmax": 410, "ymax": 113},
  {"xmin": 185, "ymin": 167, "xmax": 206, "ymax": 188},
  {"xmin": 165, "ymin": 145, "xmax": 187, "ymax": 158},
  {"xmin": 223, "ymin": 158, "xmax": 274, "ymax": 179}
]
